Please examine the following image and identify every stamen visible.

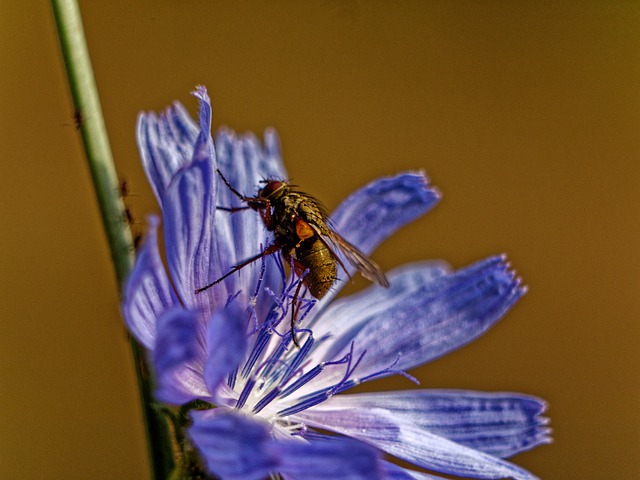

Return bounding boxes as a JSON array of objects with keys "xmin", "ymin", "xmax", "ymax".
[
  {"xmin": 273, "ymin": 253, "xmax": 286, "ymax": 285},
  {"xmin": 225, "ymin": 290, "xmax": 242, "ymax": 308},
  {"xmin": 241, "ymin": 327, "xmax": 271, "ymax": 379},
  {"xmin": 276, "ymin": 343, "xmax": 366, "ymax": 416},
  {"xmin": 358, "ymin": 354, "xmax": 420, "ymax": 385},
  {"xmin": 278, "ymin": 365, "xmax": 321, "ymax": 400},
  {"xmin": 278, "ymin": 352, "xmax": 351, "ymax": 400},
  {"xmin": 263, "ymin": 288, "xmax": 286, "ymax": 329},
  {"xmin": 252, "ymin": 385, "xmax": 282, "ymax": 413},
  {"xmin": 235, "ymin": 377, "xmax": 256, "ymax": 410},
  {"xmin": 327, "ymin": 343, "xmax": 365, "ymax": 396},
  {"xmin": 227, "ymin": 367, "xmax": 238, "ymax": 390},
  {"xmin": 289, "ymin": 423, "xmax": 307, "ymax": 437},
  {"xmin": 279, "ymin": 331, "xmax": 314, "ymax": 385},
  {"xmin": 251, "ymin": 332, "xmax": 314, "ymax": 414},
  {"xmin": 259, "ymin": 335, "xmax": 292, "ymax": 380},
  {"xmin": 276, "ymin": 388, "xmax": 331, "ymax": 417},
  {"xmin": 246, "ymin": 253, "xmax": 268, "ymax": 331}
]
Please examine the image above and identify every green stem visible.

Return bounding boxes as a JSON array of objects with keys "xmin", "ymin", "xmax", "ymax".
[{"xmin": 51, "ymin": 1, "xmax": 175, "ymax": 478}]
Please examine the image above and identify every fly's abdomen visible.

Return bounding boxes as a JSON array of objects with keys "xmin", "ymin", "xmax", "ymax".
[{"xmin": 297, "ymin": 238, "xmax": 337, "ymax": 299}]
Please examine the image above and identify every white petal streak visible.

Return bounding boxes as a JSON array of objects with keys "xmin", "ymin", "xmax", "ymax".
[
  {"xmin": 211, "ymin": 128, "xmax": 288, "ymax": 307},
  {"xmin": 137, "ymin": 107, "xmax": 195, "ymax": 207},
  {"xmin": 121, "ymin": 216, "xmax": 178, "ymax": 349},
  {"xmin": 300, "ymin": 257, "xmax": 522, "ymax": 395},
  {"xmin": 164, "ymin": 160, "xmax": 224, "ymax": 312},
  {"xmin": 381, "ymin": 460, "xmax": 448, "ymax": 479},
  {"xmin": 312, "ymin": 172, "xmax": 440, "ymax": 310},
  {"xmin": 296, "ymin": 408, "xmax": 538, "ymax": 480},
  {"xmin": 315, "ymin": 390, "xmax": 551, "ymax": 458},
  {"xmin": 309, "ymin": 261, "xmax": 450, "ymax": 361}
]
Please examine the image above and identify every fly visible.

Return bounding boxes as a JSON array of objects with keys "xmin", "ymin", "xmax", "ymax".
[{"xmin": 196, "ymin": 170, "xmax": 389, "ymax": 346}]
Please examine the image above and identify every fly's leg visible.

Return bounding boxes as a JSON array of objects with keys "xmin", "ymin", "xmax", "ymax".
[
  {"xmin": 216, "ymin": 169, "xmax": 248, "ymax": 201},
  {"xmin": 216, "ymin": 205, "xmax": 251, "ymax": 213},
  {"xmin": 289, "ymin": 257, "xmax": 312, "ymax": 348},
  {"xmin": 195, "ymin": 244, "xmax": 280, "ymax": 294},
  {"xmin": 290, "ymin": 278, "xmax": 305, "ymax": 348}
]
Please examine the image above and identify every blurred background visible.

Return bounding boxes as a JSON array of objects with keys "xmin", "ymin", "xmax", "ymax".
[{"xmin": 1, "ymin": 1, "xmax": 638, "ymax": 478}]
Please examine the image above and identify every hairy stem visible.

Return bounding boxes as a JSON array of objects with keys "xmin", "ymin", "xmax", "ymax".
[{"xmin": 51, "ymin": 1, "xmax": 175, "ymax": 477}]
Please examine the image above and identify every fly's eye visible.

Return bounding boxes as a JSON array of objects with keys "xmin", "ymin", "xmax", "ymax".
[{"xmin": 260, "ymin": 181, "xmax": 284, "ymax": 198}]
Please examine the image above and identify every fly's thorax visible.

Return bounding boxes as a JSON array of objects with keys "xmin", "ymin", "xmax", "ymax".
[
  {"xmin": 288, "ymin": 192, "xmax": 329, "ymax": 233},
  {"xmin": 269, "ymin": 194, "xmax": 299, "ymax": 248},
  {"xmin": 270, "ymin": 192, "xmax": 321, "ymax": 241}
]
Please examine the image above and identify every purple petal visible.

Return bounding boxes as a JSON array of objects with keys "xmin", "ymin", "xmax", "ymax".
[
  {"xmin": 304, "ymin": 256, "xmax": 524, "ymax": 391},
  {"xmin": 317, "ymin": 390, "xmax": 551, "ymax": 459},
  {"xmin": 310, "ymin": 260, "xmax": 451, "ymax": 355},
  {"xmin": 190, "ymin": 409, "xmax": 278, "ymax": 480},
  {"xmin": 163, "ymin": 153, "xmax": 225, "ymax": 312},
  {"xmin": 190, "ymin": 409, "xmax": 383, "ymax": 480},
  {"xmin": 163, "ymin": 101, "xmax": 199, "ymax": 154},
  {"xmin": 263, "ymin": 127, "xmax": 283, "ymax": 162},
  {"xmin": 216, "ymin": 131, "xmax": 284, "ymax": 264},
  {"xmin": 153, "ymin": 307, "xmax": 209, "ymax": 405},
  {"xmin": 277, "ymin": 436, "xmax": 383, "ymax": 480},
  {"xmin": 215, "ymin": 128, "xmax": 287, "ymax": 206},
  {"xmin": 331, "ymin": 172, "xmax": 440, "ymax": 253},
  {"xmin": 136, "ymin": 101, "xmax": 199, "ymax": 207},
  {"xmin": 212, "ymin": 128, "xmax": 288, "ymax": 308},
  {"xmin": 191, "ymin": 86, "xmax": 216, "ymax": 167},
  {"xmin": 138, "ymin": 88, "xmax": 288, "ymax": 316},
  {"xmin": 381, "ymin": 461, "xmax": 448, "ymax": 480},
  {"xmin": 204, "ymin": 305, "xmax": 249, "ymax": 396},
  {"xmin": 296, "ymin": 407, "xmax": 538, "ymax": 480},
  {"xmin": 314, "ymin": 172, "xmax": 440, "ymax": 308},
  {"xmin": 121, "ymin": 216, "xmax": 178, "ymax": 349}
]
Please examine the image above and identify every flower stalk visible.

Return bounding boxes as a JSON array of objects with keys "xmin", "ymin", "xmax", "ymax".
[{"xmin": 51, "ymin": 0, "xmax": 175, "ymax": 477}]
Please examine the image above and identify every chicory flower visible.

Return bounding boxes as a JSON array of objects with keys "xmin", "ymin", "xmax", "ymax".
[{"xmin": 123, "ymin": 86, "xmax": 550, "ymax": 480}]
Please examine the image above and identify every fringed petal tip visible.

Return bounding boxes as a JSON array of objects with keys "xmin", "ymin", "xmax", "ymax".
[
  {"xmin": 263, "ymin": 127, "xmax": 282, "ymax": 159},
  {"xmin": 136, "ymin": 95, "xmax": 202, "ymax": 206},
  {"xmin": 495, "ymin": 254, "xmax": 528, "ymax": 300},
  {"xmin": 317, "ymin": 390, "xmax": 552, "ymax": 460},
  {"xmin": 190, "ymin": 88, "xmax": 214, "ymax": 166},
  {"xmin": 328, "ymin": 255, "xmax": 525, "ymax": 375},
  {"xmin": 192, "ymin": 85, "xmax": 210, "ymax": 103},
  {"xmin": 412, "ymin": 169, "xmax": 442, "ymax": 201},
  {"xmin": 331, "ymin": 171, "xmax": 441, "ymax": 251},
  {"xmin": 298, "ymin": 407, "xmax": 539, "ymax": 480}
]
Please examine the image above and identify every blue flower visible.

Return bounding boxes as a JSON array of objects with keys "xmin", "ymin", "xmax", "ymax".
[{"xmin": 123, "ymin": 86, "xmax": 551, "ymax": 480}]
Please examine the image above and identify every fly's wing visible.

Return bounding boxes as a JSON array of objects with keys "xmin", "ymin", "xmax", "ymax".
[
  {"xmin": 320, "ymin": 227, "xmax": 390, "ymax": 288},
  {"xmin": 298, "ymin": 194, "xmax": 389, "ymax": 288}
]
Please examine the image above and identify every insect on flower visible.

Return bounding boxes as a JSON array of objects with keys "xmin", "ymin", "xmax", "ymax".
[
  {"xmin": 125, "ymin": 87, "xmax": 551, "ymax": 480},
  {"xmin": 195, "ymin": 170, "xmax": 390, "ymax": 346}
]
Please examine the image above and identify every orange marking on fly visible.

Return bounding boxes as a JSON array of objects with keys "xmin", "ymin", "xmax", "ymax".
[{"xmin": 295, "ymin": 218, "xmax": 315, "ymax": 246}]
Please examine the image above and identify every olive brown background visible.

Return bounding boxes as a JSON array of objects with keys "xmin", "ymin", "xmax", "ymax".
[{"xmin": 1, "ymin": 2, "xmax": 638, "ymax": 479}]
